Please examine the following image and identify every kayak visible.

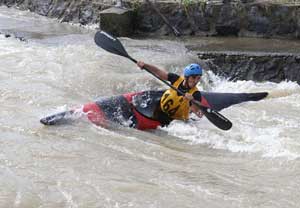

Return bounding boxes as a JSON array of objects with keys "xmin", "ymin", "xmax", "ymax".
[{"xmin": 40, "ymin": 90, "xmax": 268, "ymax": 130}]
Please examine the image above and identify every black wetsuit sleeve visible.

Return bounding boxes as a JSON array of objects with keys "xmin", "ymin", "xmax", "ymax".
[
  {"xmin": 168, "ymin": 73, "xmax": 180, "ymax": 84},
  {"xmin": 192, "ymin": 91, "xmax": 202, "ymax": 102}
]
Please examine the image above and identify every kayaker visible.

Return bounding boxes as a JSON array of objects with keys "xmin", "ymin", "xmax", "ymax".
[{"xmin": 137, "ymin": 61, "xmax": 204, "ymax": 126}]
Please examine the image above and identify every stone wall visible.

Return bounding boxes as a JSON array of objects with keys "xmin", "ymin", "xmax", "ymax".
[
  {"xmin": 1, "ymin": 0, "xmax": 300, "ymax": 39},
  {"xmin": 199, "ymin": 52, "xmax": 300, "ymax": 83},
  {"xmin": 0, "ymin": 0, "xmax": 112, "ymax": 25},
  {"xmin": 136, "ymin": 1, "xmax": 300, "ymax": 39}
]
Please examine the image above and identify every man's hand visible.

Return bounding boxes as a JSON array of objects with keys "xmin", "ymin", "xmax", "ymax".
[
  {"xmin": 137, "ymin": 61, "xmax": 145, "ymax": 69},
  {"xmin": 136, "ymin": 61, "xmax": 168, "ymax": 80},
  {"xmin": 184, "ymin": 93, "xmax": 194, "ymax": 101}
]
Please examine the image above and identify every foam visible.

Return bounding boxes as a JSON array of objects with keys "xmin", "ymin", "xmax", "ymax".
[{"xmin": 164, "ymin": 78, "xmax": 300, "ymax": 160}]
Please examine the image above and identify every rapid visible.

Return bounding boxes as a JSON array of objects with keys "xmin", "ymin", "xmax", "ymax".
[{"xmin": 1, "ymin": 6, "xmax": 300, "ymax": 208}]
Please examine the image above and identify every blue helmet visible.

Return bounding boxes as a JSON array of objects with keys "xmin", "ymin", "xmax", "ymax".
[{"xmin": 183, "ymin": 63, "xmax": 203, "ymax": 77}]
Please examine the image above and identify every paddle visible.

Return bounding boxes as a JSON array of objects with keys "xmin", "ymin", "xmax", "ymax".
[{"xmin": 94, "ymin": 31, "xmax": 232, "ymax": 130}]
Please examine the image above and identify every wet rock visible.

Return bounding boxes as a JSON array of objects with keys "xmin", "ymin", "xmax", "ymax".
[
  {"xmin": 100, "ymin": 7, "xmax": 135, "ymax": 37},
  {"xmin": 297, "ymin": 9, "xmax": 300, "ymax": 38},
  {"xmin": 283, "ymin": 57, "xmax": 300, "ymax": 82},
  {"xmin": 27, "ymin": 0, "xmax": 52, "ymax": 16},
  {"xmin": 273, "ymin": 6, "xmax": 297, "ymax": 36},
  {"xmin": 136, "ymin": 2, "xmax": 184, "ymax": 36},
  {"xmin": 215, "ymin": 4, "xmax": 240, "ymax": 36},
  {"xmin": 136, "ymin": 3, "xmax": 163, "ymax": 33},
  {"xmin": 135, "ymin": 1, "xmax": 300, "ymax": 39},
  {"xmin": 0, "ymin": 31, "xmax": 26, "ymax": 41},
  {"xmin": 198, "ymin": 52, "xmax": 300, "ymax": 84},
  {"xmin": 183, "ymin": 3, "xmax": 210, "ymax": 35},
  {"xmin": 79, "ymin": 5, "xmax": 94, "ymax": 25},
  {"xmin": 246, "ymin": 5, "xmax": 271, "ymax": 36}
]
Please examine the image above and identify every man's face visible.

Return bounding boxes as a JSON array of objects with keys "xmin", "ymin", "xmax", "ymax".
[{"xmin": 186, "ymin": 75, "xmax": 201, "ymax": 88}]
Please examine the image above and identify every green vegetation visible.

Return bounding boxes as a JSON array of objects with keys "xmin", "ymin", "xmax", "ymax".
[
  {"xmin": 131, "ymin": 0, "xmax": 142, "ymax": 10},
  {"xmin": 181, "ymin": 0, "xmax": 206, "ymax": 7}
]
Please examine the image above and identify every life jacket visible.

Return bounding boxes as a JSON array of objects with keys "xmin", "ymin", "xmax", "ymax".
[{"xmin": 160, "ymin": 76, "xmax": 198, "ymax": 120}]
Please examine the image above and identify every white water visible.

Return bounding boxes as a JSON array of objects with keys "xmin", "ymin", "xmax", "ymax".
[
  {"xmin": 167, "ymin": 79, "xmax": 300, "ymax": 159},
  {"xmin": 1, "ymin": 6, "xmax": 300, "ymax": 208}
]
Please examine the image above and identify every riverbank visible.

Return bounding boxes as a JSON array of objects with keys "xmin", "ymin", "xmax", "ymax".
[{"xmin": 0, "ymin": 0, "xmax": 300, "ymax": 39}]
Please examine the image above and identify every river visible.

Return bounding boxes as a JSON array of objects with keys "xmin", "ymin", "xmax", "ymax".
[{"xmin": 0, "ymin": 6, "xmax": 300, "ymax": 208}]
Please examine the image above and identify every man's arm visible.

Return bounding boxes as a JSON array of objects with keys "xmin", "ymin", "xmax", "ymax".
[
  {"xmin": 137, "ymin": 61, "xmax": 168, "ymax": 81},
  {"xmin": 190, "ymin": 104, "xmax": 203, "ymax": 118},
  {"xmin": 191, "ymin": 91, "xmax": 203, "ymax": 118}
]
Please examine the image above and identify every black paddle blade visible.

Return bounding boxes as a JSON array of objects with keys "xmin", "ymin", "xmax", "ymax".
[
  {"xmin": 94, "ymin": 31, "xmax": 130, "ymax": 59},
  {"xmin": 200, "ymin": 106, "xmax": 232, "ymax": 130},
  {"xmin": 40, "ymin": 110, "xmax": 74, "ymax": 125}
]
